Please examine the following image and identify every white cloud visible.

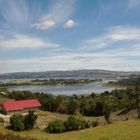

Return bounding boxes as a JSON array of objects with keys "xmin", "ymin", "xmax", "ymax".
[
  {"xmin": 109, "ymin": 26, "xmax": 140, "ymax": 40},
  {"xmin": 32, "ymin": 0, "xmax": 77, "ymax": 30},
  {"xmin": 64, "ymin": 20, "xmax": 76, "ymax": 28},
  {"xmin": 0, "ymin": 34, "xmax": 59, "ymax": 49},
  {"xmin": 128, "ymin": 0, "xmax": 140, "ymax": 8},
  {"xmin": 32, "ymin": 20, "xmax": 56, "ymax": 30},
  {"xmin": 84, "ymin": 26, "xmax": 140, "ymax": 49},
  {"xmin": 0, "ymin": 54, "xmax": 121, "ymax": 72},
  {"xmin": 1, "ymin": 49, "xmax": 140, "ymax": 73},
  {"xmin": 0, "ymin": 0, "xmax": 29, "ymax": 29}
]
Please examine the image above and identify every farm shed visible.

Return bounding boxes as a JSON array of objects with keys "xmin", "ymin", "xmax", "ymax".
[{"xmin": 2, "ymin": 99, "xmax": 41, "ymax": 115}]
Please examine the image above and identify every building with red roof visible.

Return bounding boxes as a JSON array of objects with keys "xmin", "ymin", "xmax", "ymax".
[{"xmin": 2, "ymin": 99, "xmax": 41, "ymax": 115}]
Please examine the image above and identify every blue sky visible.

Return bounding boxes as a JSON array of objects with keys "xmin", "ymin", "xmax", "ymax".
[{"xmin": 0, "ymin": 0, "xmax": 140, "ymax": 73}]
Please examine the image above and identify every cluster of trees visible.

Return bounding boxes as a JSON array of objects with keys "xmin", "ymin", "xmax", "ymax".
[
  {"xmin": 5, "ymin": 78, "xmax": 140, "ymax": 120},
  {"xmin": 46, "ymin": 115, "xmax": 98, "ymax": 133},
  {"xmin": 10, "ymin": 110, "xmax": 37, "ymax": 131},
  {"xmin": 31, "ymin": 79, "xmax": 98, "ymax": 85},
  {"xmin": 6, "ymin": 89, "xmax": 130, "ymax": 116},
  {"xmin": 108, "ymin": 78, "xmax": 139, "ymax": 86}
]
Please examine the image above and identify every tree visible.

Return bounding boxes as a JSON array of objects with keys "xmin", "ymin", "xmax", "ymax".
[
  {"xmin": 103, "ymin": 103, "xmax": 112, "ymax": 124},
  {"xmin": 94, "ymin": 101, "xmax": 104, "ymax": 116},
  {"xmin": 10, "ymin": 114, "xmax": 24, "ymax": 131},
  {"xmin": 129, "ymin": 78, "xmax": 140, "ymax": 119},
  {"xmin": 24, "ymin": 110, "xmax": 38, "ymax": 130},
  {"xmin": 67, "ymin": 99, "xmax": 79, "ymax": 114},
  {"xmin": 102, "ymin": 96, "xmax": 112, "ymax": 124},
  {"xmin": 57, "ymin": 100, "xmax": 69, "ymax": 114},
  {"xmin": 91, "ymin": 93, "xmax": 96, "ymax": 98}
]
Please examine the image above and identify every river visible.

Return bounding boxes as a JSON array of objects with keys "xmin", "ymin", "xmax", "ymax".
[{"xmin": 8, "ymin": 82, "xmax": 117, "ymax": 95}]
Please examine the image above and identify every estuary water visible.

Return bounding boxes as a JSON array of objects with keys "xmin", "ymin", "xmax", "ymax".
[{"xmin": 8, "ymin": 82, "xmax": 117, "ymax": 95}]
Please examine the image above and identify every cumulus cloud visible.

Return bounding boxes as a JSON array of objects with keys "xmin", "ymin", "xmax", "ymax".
[
  {"xmin": 32, "ymin": 0, "xmax": 77, "ymax": 30},
  {"xmin": 64, "ymin": 20, "xmax": 76, "ymax": 28},
  {"xmin": 0, "ymin": 34, "xmax": 59, "ymax": 49}
]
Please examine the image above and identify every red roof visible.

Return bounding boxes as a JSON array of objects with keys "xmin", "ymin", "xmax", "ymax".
[{"xmin": 3, "ymin": 99, "xmax": 41, "ymax": 112}]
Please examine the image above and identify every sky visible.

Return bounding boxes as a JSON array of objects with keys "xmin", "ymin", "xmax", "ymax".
[{"xmin": 0, "ymin": 0, "xmax": 140, "ymax": 73}]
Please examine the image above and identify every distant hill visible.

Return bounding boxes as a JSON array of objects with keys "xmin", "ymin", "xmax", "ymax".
[{"xmin": 0, "ymin": 69, "xmax": 140, "ymax": 79}]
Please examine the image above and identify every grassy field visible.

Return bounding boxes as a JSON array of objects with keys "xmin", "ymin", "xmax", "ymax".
[
  {"xmin": 0, "ymin": 120, "xmax": 140, "ymax": 140},
  {"xmin": 36, "ymin": 109, "xmax": 138, "ymax": 130}
]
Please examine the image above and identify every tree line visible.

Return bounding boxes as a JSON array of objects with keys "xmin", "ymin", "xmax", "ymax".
[{"xmin": 0, "ymin": 79, "xmax": 100, "ymax": 86}]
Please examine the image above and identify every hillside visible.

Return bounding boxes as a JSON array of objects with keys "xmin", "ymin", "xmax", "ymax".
[
  {"xmin": 0, "ymin": 120, "xmax": 140, "ymax": 140},
  {"xmin": 36, "ymin": 109, "xmax": 138, "ymax": 130},
  {"xmin": 1, "ymin": 109, "xmax": 138, "ymax": 130},
  {"xmin": 0, "ymin": 69, "xmax": 140, "ymax": 79}
]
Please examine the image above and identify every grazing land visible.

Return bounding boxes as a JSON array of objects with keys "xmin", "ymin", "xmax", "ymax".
[{"xmin": 0, "ymin": 120, "xmax": 140, "ymax": 140}]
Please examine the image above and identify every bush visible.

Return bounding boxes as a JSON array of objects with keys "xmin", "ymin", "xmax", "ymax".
[
  {"xmin": 64, "ymin": 116, "xmax": 90, "ymax": 131},
  {"xmin": 10, "ymin": 114, "xmax": 24, "ymax": 131},
  {"xmin": 10, "ymin": 111, "xmax": 38, "ymax": 132},
  {"xmin": 64, "ymin": 116, "xmax": 79, "ymax": 131},
  {"xmin": 24, "ymin": 110, "xmax": 38, "ymax": 130},
  {"xmin": 47, "ymin": 120, "xmax": 65, "ymax": 133},
  {"xmin": 76, "ymin": 119, "xmax": 86, "ymax": 130},
  {"xmin": 46, "ymin": 116, "xmax": 94, "ymax": 133}
]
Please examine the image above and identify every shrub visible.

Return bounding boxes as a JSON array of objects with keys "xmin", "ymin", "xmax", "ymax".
[
  {"xmin": 46, "ymin": 116, "xmax": 94, "ymax": 133},
  {"xmin": 76, "ymin": 119, "xmax": 86, "ymax": 130},
  {"xmin": 64, "ymin": 116, "xmax": 90, "ymax": 131},
  {"xmin": 47, "ymin": 120, "xmax": 65, "ymax": 133},
  {"xmin": 10, "ymin": 114, "xmax": 24, "ymax": 131},
  {"xmin": 10, "ymin": 111, "xmax": 38, "ymax": 131},
  {"xmin": 64, "ymin": 116, "xmax": 79, "ymax": 131},
  {"xmin": 24, "ymin": 110, "xmax": 38, "ymax": 130}
]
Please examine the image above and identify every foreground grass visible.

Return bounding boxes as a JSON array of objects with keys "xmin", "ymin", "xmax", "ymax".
[{"xmin": 0, "ymin": 120, "xmax": 140, "ymax": 140}]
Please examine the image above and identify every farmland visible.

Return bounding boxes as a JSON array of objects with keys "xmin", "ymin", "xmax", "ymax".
[{"xmin": 0, "ymin": 120, "xmax": 140, "ymax": 140}]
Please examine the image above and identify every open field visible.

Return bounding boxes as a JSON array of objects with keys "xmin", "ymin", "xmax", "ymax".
[
  {"xmin": 36, "ymin": 109, "xmax": 138, "ymax": 130},
  {"xmin": 0, "ymin": 120, "xmax": 140, "ymax": 140},
  {"xmin": 0, "ymin": 109, "xmax": 138, "ymax": 129}
]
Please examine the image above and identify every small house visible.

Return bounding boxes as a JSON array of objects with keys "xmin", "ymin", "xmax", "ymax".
[{"xmin": 2, "ymin": 99, "xmax": 41, "ymax": 115}]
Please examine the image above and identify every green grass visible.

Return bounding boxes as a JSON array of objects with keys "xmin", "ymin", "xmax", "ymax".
[{"xmin": 0, "ymin": 120, "xmax": 140, "ymax": 140}]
